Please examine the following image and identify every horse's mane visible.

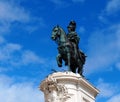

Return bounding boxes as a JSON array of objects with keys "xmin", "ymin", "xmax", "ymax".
[{"xmin": 57, "ymin": 25, "xmax": 66, "ymax": 35}]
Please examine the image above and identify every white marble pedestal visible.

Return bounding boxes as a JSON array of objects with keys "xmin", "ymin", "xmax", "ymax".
[{"xmin": 40, "ymin": 72, "xmax": 99, "ymax": 102}]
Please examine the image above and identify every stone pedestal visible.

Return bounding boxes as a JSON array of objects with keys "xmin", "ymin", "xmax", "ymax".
[{"xmin": 40, "ymin": 72, "xmax": 99, "ymax": 102}]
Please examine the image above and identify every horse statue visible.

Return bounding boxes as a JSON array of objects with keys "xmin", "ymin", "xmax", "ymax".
[{"xmin": 51, "ymin": 25, "xmax": 86, "ymax": 75}]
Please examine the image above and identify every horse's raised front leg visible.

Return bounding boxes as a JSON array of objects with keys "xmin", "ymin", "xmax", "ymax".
[{"xmin": 56, "ymin": 54, "xmax": 62, "ymax": 67}]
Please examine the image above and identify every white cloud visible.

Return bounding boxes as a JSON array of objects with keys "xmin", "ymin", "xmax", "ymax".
[
  {"xmin": 78, "ymin": 26, "xmax": 86, "ymax": 34},
  {"xmin": 0, "ymin": 1, "xmax": 46, "ymax": 70},
  {"xmin": 98, "ymin": 0, "xmax": 120, "ymax": 23},
  {"xmin": 98, "ymin": 15, "xmax": 109, "ymax": 24},
  {"xmin": 0, "ymin": 0, "xmax": 45, "ymax": 35},
  {"xmin": 0, "ymin": 0, "xmax": 30, "ymax": 35},
  {"xmin": 0, "ymin": 36, "xmax": 6, "ymax": 44},
  {"xmin": 0, "ymin": 21, "xmax": 11, "ymax": 34},
  {"xmin": 21, "ymin": 50, "xmax": 46, "ymax": 65},
  {"xmin": 0, "ymin": 1, "xmax": 30, "ymax": 23},
  {"xmin": 0, "ymin": 75, "xmax": 44, "ymax": 102},
  {"xmin": 4, "ymin": 43, "xmax": 22, "ymax": 52},
  {"xmin": 0, "ymin": 43, "xmax": 22, "ymax": 61},
  {"xmin": 0, "ymin": 42, "xmax": 47, "ymax": 72},
  {"xmin": 116, "ymin": 62, "xmax": 120, "ymax": 70},
  {"xmin": 25, "ymin": 17, "xmax": 46, "ymax": 33},
  {"xmin": 107, "ymin": 94, "xmax": 120, "ymax": 102},
  {"xmin": 84, "ymin": 24, "xmax": 120, "ymax": 74},
  {"xmin": 0, "ymin": 75, "xmax": 13, "ymax": 85},
  {"xmin": 96, "ymin": 79, "xmax": 118, "ymax": 98},
  {"xmin": 106, "ymin": 0, "xmax": 120, "ymax": 14}
]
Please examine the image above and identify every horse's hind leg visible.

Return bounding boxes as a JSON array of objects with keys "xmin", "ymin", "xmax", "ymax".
[
  {"xmin": 67, "ymin": 52, "xmax": 71, "ymax": 71},
  {"xmin": 78, "ymin": 67, "xmax": 83, "ymax": 75},
  {"xmin": 78, "ymin": 65, "xmax": 84, "ymax": 76},
  {"xmin": 77, "ymin": 59, "xmax": 83, "ymax": 76},
  {"xmin": 71, "ymin": 65, "xmax": 76, "ymax": 73},
  {"xmin": 56, "ymin": 54, "xmax": 62, "ymax": 67}
]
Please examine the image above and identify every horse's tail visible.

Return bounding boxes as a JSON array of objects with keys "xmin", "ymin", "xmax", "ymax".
[{"xmin": 79, "ymin": 50, "xmax": 86, "ymax": 64}]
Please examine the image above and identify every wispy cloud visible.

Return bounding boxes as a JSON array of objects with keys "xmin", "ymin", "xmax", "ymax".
[
  {"xmin": 107, "ymin": 94, "xmax": 120, "ymax": 102},
  {"xmin": 78, "ymin": 26, "xmax": 86, "ymax": 34},
  {"xmin": 0, "ymin": 0, "xmax": 29, "ymax": 35},
  {"xmin": 0, "ymin": 42, "xmax": 47, "ymax": 73},
  {"xmin": 21, "ymin": 50, "xmax": 45, "ymax": 65},
  {"xmin": 0, "ymin": 1, "xmax": 30, "ymax": 23},
  {"xmin": 96, "ymin": 78, "xmax": 118, "ymax": 98},
  {"xmin": 0, "ymin": 43, "xmax": 21, "ymax": 61},
  {"xmin": 0, "ymin": 36, "xmax": 6, "ymax": 44},
  {"xmin": 0, "ymin": 0, "xmax": 45, "ymax": 35},
  {"xmin": 0, "ymin": 75, "xmax": 44, "ymax": 102},
  {"xmin": 0, "ymin": 0, "xmax": 47, "ymax": 73},
  {"xmin": 25, "ymin": 17, "xmax": 46, "ymax": 33},
  {"xmin": 98, "ymin": 0, "xmax": 120, "ymax": 23},
  {"xmin": 85, "ymin": 24, "xmax": 120, "ymax": 74},
  {"xmin": 116, "ymin": 62, "xmax": 120, "ymax": 70},
  {"xmin": 106, "ymin": 0, "xmax": 120, "ymax": 14}
]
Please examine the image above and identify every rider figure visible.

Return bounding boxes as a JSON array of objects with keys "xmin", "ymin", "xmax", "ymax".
[
  {"xmin": 67, "ymin": 20, "xmax": 85, "ymax": 75},
  {"xmin": 67, "ymin": 20, "xmax": 80, "ymax": 58},
  {"xmin": 56, "ymin": 20, "xmax": 80, "ymax": 67},
  {"xmin": 55, "ymin": 21, "xmax": 86, "ymax": 75}
]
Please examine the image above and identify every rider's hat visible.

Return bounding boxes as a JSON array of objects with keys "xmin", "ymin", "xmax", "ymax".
[{"xmin": 67, "ymin": 20, "xmax": 76, "ymax": 29}]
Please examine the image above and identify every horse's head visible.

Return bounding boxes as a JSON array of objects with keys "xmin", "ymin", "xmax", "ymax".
[{"xmin": 51, "ymin": 25, "xmax": 61, "ymax": 41}]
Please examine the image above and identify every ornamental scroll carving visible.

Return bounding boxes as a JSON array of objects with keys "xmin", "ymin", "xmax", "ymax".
[{"xmin": 42, "ymin": 75, "xmax": 72, "ymax": 102}]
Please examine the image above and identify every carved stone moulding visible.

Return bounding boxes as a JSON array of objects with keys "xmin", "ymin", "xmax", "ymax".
[{"xmin": 40, "ymin": 72, "xmax": 99, "ymax": 102}]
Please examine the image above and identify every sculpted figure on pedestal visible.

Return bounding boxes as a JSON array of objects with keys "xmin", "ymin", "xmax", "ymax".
[{"xmin": 51, "ymin": 21, "xmax": 86, "ymax": 76}]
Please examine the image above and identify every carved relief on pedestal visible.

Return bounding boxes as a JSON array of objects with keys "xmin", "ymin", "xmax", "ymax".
[
  {"xmin": 40, "ymin": 72, "xmax": 99, "ymax": 102},
  {"xmin": 41, "ymin": 74, "xmax": 72, "ymax": 102}
]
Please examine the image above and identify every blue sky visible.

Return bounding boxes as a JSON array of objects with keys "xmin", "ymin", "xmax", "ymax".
[{"xmin": 0, "ymin": 0, "xmax": 120, "ymax": 102}]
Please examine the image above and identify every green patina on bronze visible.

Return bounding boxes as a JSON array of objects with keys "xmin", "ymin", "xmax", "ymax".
[{"xmin": 51, "ymin": 21, "xmax": 86, "ymax": 76}]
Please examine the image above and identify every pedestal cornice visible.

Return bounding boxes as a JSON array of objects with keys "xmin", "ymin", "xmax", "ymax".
[{"xmin": 40, "ymin": 72, "xmax": 99, "ymax": 102}]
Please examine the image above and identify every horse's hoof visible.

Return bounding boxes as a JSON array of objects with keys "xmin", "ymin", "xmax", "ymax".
[
  {"xmin": 65, "ymin": 62, "xmax": 68, "ymax": 66},
  {"xmin": 58, "ymin": 64, "xmax": 62, "ymax": 67},
  {"xmin": 80, "ymin": 74, "xmax": 84, "ymax": 77}
]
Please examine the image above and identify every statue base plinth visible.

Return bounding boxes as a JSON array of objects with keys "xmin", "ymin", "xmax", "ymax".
[{"xmin": 40, "ymin": 72, "xmax": 99, "ymax": 102}]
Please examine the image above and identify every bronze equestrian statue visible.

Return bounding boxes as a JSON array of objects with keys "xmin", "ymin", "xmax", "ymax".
[{"xmin": 51, "ymin": 21, "xmax": 86, "ymax": 76}]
